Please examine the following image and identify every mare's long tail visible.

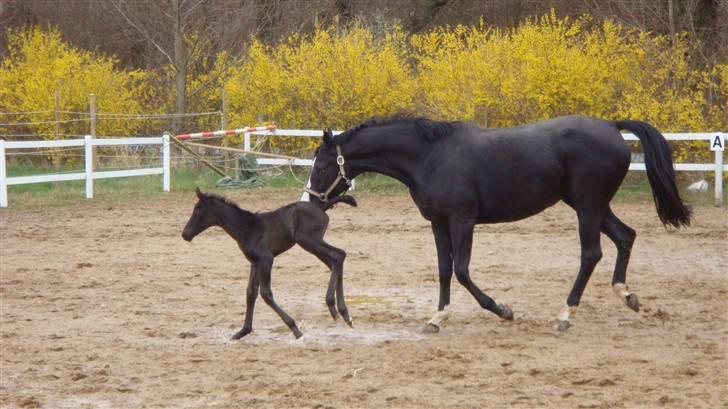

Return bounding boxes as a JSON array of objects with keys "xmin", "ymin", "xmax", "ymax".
[{"xmin": 615, "ymin": 120, "xmax": 692, "ymax": 228}]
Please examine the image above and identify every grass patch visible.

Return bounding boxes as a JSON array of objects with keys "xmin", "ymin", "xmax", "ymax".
[{"xmin": 2, "ymin": 164, "xmax": 723, "ymax": 209}]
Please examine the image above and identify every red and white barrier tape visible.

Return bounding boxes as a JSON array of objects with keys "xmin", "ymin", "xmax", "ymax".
[{"xmin": 175, "ymin": 125, "xmax": 276, "ymax": 140}]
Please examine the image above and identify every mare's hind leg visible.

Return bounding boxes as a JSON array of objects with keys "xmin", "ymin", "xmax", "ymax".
[
  {"xmin": 296, "ymin": 237, "xmax": 352, "ymax": 327},
  {"xmin": 257, "ymin": 256, "xmax": 303, "ymax": 339},
  {"xmin": 601, "ymin": 208, "xmax": 639, "ymax": 312},
  {"xmin": 557, "ymin": 208, "xmax": 606, "ymax": 331},
  {"xmin": 232, "ymin": 264, "xmax": 259, "ymax": 340},
  {"xmin": 450, "ymin": 220, "xmax": 513, "ymax": 321}
]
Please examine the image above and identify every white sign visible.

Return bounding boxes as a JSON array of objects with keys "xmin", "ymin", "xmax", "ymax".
[{"xmin": 710, "ymin": 134, "xmax": 724, "ymax": 151}]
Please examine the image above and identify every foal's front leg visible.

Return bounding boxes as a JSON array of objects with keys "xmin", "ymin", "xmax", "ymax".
[
  {"xmin": 232, "ymin": 263, "xmax": 259, "ymax": 340},
  {"xmin": 257, "ymin": 256, "xmax": 304, "ymax": 339}
]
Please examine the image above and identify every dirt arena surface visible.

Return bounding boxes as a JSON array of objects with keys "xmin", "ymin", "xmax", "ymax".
[{"xmin": 1, "ymin": 189, "xmax": 726, "ymax": 408}]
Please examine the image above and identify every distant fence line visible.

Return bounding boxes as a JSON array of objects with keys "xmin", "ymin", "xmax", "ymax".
[{"xmin": 0, "ymin": 130, "xmax": 725, "ymax": 208}]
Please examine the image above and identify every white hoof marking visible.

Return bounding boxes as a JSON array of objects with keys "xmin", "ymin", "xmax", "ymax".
[
  {"xmin": 427, "ymin": 308, "xmax": 450, "ymax": 328},
  {"xmin": 557, "ymin": 304, "xmax": 577, "ymax": 322},
  {"xmin": 612, "ymin": 283, "xmax": 631, "ymax": 304}
]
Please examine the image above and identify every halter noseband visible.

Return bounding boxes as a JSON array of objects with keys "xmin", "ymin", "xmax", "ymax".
[{"xmin": 304, "ymin": 145, "xmax": 351, "ymax": 203}]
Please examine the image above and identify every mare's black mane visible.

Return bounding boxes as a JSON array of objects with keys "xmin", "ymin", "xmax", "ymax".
[{"xmin": 335, "ymin": 115, "xmax": 459, "ymax": 144}]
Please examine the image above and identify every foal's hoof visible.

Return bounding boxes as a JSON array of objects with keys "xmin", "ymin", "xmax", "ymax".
[
  {"xmin": 626, "ymin": 293, "xmax": 640, "ymax": 312},
  {"xmin": 498, "ymin": 304, "xmax": 514, "ymax": 321},
  {"xmin": 231, "ymin": 328, "xmax": 251, "ymax": 340},
  {"xmin": 327, "ymin": 306, "xmax": 338, "ymax": 322},
  {"xmin": 344, "ymin": 317, "xmax": 354, "ymax": 328},
  {"xmin": 422, "ymin": 323, "xmax": 440, "ymax": 334},
  {"xmin": 555, "ymin": 320, "xmax": 571, "ymax": 332},
  {"xmin": 292, "ymin": 328, "xmax": 304, "ymax": 339}
]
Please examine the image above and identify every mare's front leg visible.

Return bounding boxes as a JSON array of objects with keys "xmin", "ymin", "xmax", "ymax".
[
  {"xmin": 423, "ymin": 222, "xmax": 453, "ymax": 333},
  {"xmin": 232, "ymin": 263, "xmax": 259, "ymax": 340},
  {"xmin": 257, "ymin": 255, "xmax": 304, "ymax": 339},
  {"xmin": 450, "ymin": 220, "xmax": 514, "ymax": 321}
]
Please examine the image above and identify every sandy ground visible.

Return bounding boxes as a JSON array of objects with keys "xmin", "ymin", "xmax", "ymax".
[{"xmin": 1, "ymin": 189, "xmax": 726, "ymax": 408}]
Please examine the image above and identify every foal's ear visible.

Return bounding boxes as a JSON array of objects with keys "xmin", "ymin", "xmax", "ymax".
[
  {"xmin": 322, "ymin": 128, "xmax": 334, "ymax": 147},
  {"xmin": 195, "ymin": 187, "xmax": 205, "ymax": 200}
]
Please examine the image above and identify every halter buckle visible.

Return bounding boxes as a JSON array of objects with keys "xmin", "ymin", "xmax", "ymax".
[{"xmin": 336, "ymin": 155, "xmax": 345, "ymax": 166}]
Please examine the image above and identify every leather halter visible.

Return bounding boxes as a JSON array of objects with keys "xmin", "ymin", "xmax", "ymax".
[{"xmin": 303, "ymin": 145, "xmax": 351, "ymax": 203}]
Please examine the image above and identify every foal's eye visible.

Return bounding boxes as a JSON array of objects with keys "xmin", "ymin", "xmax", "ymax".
[{"xmin": 317, "ymin": 168, "xmax": 326, "ymax": 175}]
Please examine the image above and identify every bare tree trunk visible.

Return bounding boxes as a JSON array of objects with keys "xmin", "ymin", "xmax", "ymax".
[
  {"xmin": 172, "ymin": 0, "xmax": 187, "ymax": 134},
  {"xmin": 667, "ymin": 0, "xmax": 677, "ymax": 49}
]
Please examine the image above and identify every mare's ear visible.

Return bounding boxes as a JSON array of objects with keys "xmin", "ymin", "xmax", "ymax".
[
  {"xmin": 195, "ymin": 187, "xmax": 205, "ymax": 201},
  {"xmin": 322, "ymin": 128, "xmax": 334, "ymax": 147}
]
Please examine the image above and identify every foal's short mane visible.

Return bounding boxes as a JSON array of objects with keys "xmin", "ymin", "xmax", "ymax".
[
  {"xmin": 335, "ymin": 115, "xmax": 458, "ymax": 144},
  {"xmin": 203, "ymin": 192, "xmax": 256, "ymax": 218}
]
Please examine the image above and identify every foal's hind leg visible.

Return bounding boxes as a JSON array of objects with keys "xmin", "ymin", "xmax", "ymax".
[
  {"xmin": 601, "ymin": 209, "xmax": 639, "ymax": 312},
  {"xmin": 297, "ymin": 237, "xmax": 352, "ymax": 326},
  {"xmin": 557, "ymin": 208, "xmax": 605, "ymax": 331}
]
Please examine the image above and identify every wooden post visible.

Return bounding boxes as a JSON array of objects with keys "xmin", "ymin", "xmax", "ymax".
[
  {"xmin": 221, "ymin": 86, "xmax": 228, "ymax": 130},
  {"xmin": 220, "ymin": 86, "xmax": 229, "ymax": 167},
  {"xmin": 54, "ymin": 90, "xmax": 60, "ymax": 139},
  {"xmin": 89, "ymin": 94, "xmax": 97, "ymax": 171},
  {"xmin": 54, "ymin": 90, "xmax": 61, "ymax": 171}
]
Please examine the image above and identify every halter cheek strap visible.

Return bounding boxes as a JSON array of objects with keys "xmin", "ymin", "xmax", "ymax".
[{"xmin": 303, "ymin": 145, "xmax": 351, "ymax": 203}]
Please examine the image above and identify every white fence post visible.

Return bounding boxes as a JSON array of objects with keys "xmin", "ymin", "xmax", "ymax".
[
  {"xmin": 163, "ymin": 133, "xmax": 170, "ymax": 192},
  {"xmin": 0, "ymin": 139, "xmax": 7, "ymax": 208},
  {"xmin": 716, "ymin": 142, "xmax": 724, "ymax": 207},
  {"xmin": 85, "ymin": 135, "xmax": 93, "ymax": 199},
  {"xmin": 244, "ymin": 132, "xmax": 251, "ymax": 151}
]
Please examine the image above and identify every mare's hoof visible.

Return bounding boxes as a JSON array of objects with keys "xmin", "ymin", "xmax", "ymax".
[
  {"xmin": 555, "ymin": 320, "xmax": 571, "ymax": 332},
  {"xmin": 231, "ymin": 328, "xmax": 251, "ymax": 340},
  {"xmin": 626, "ymin": 293, "xmax": 640, "ymax": 312},
  {"xmin": 293, "ymin": 328, "xmax": 304, "ymax": 339},
  {"xmin": 499, "ymin": 304, "xmax": 514, "ymax": 321},
  {"xmin": 422, "ymin": 323, "xmax": 440, "ymax": 334}
]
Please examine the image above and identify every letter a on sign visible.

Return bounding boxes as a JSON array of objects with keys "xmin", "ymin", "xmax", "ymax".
[{"xmin": 711, "ymin": 135, "xmax": 724, "ymax": 151}]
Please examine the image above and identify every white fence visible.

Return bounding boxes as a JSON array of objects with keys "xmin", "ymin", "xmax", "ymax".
[
  {"xmin": 0, "ymin": 130, "xmax": 725, "ymax": 208},
  {"xmin": 0, "ymin": 135, "xmax": 170, "ymax": 207}
]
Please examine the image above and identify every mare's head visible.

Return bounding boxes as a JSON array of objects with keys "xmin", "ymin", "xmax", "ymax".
[
  {"xmin": 308, "ymin": 129, "xmax": 351, "ymax": 205},
  {"xmin": 182, "ymin": 188, "xmax": 220, "ymax": 242}
]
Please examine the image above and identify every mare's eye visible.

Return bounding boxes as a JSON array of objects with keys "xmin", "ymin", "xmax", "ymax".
[{"xmin": 317, "ymin": 168, "xmax": 326, "ymax": 175}]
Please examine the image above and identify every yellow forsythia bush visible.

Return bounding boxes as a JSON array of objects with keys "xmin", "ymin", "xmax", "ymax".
[
  {"xmin": 0, "ymin": 27, "xmax": 146, "ymax": 138},
  {"xmin": 225, "ymin": 25, "xmax": 417, "ymax": 153},
  {"xmin": 412, "ymin": 12, "xmax": 725, "ymax": 163}
]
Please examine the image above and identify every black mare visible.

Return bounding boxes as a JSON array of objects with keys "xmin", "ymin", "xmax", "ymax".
[
  {"xmin": 307, "ymin": 115, "xmax": 691, "ymax": 331},
  {"xmin": 182, "ymin": 188, "xmax": 356, "ymax": 339}
]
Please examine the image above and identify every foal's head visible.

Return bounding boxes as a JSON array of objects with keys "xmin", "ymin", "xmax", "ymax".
[{"xmin": 181, "ymin": 188, "xmax": 221, "ymax": 242}]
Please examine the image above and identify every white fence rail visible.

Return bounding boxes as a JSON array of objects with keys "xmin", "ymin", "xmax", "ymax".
[
  {"xmin": 0, "ymin": 135, "xmax": 170, "ymax": 207},
  {"xmin": 0, "ymin": 130, "xmax": 725, "ymax": 208}
]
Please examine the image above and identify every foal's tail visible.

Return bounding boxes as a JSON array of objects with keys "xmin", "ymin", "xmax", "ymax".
[
  {"xmin": 615, "ymin": 120, "xmax": 692, "ymax": 228},
  {"xmin": 323, "ymin": 195, "xmax": 358, "ymax": 210}
]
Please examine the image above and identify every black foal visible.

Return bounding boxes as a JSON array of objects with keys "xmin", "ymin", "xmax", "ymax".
[{"xmin": 182, "ymin": 188, "xmax": 356, "ymax": 339}]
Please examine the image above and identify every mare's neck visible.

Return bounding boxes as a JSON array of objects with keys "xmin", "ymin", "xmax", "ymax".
[{"xmin": 341, "ymin": 123, "xmax": 427, "ymax": 190}]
